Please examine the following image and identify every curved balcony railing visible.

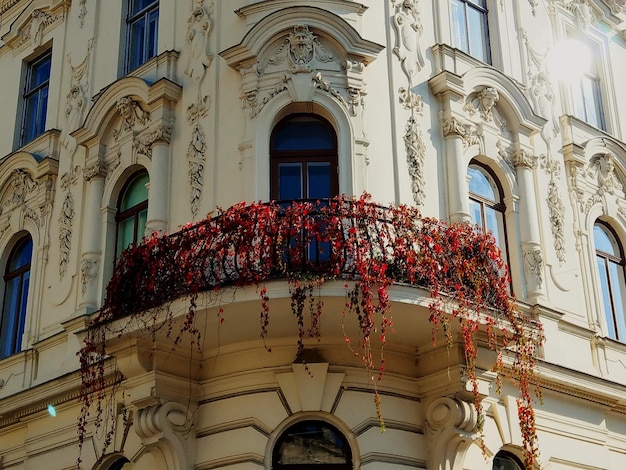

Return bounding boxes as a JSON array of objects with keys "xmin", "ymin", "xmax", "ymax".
[{"xmin": 100, "ymin": 196, "xmax": 509, "ymax": 322}]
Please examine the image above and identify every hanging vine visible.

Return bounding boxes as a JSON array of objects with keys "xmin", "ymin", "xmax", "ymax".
[{"xmin": 78, "ymin": 194, "xmax": 543, "ymax": 467}]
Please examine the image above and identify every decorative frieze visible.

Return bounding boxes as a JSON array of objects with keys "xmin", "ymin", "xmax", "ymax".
[{"xmin": 391, "ymin": 0, "xmax": 425, "ymax": 84}]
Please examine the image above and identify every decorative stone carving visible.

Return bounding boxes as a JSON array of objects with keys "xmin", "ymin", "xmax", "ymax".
[
  {"xmin": 391, "ymin": 0, "xmax": 425, "ymax": 84},
  {"xmin": 241, "ymin": 74, "xmax": 290, "ymax": 119},
  {"xmin": 268, "ymin": 25, "xmax": 333, "ymax": 73},
  {"xmin": 425, "ymin": 397, "xmax": 479, "ymax": 470},
  {"xmin": 113, "ymin": 96, "xmax": 150, "ymax": 141},
  {"xmin": 496, "ymin": 140, "xmax": 515, "ymax": 171},
  {"xmin": 587, "ymin": 153, "xmax": 623, "ymax": 197},
  {"xmin": 80, "ymin": 257, "xmax": 98, "ymax": 295},
  {"xmin": 134, "ymin": 402, "xmax": 194, "ymax": 470},
  {"xmin": 313, "ymin": 72, "xmax": 347, "ymax": 106},
  {"xmin": 512, "ymin": 149, "xmax": 538, "ymax": 170},
  {"xmin": 185, "ymin": 0, "xmax": 214, "ymax": 83},
  {"xmin": 399, "ymin": 88, "xmax": 426, "ymax": 206},
  {"xmin": 521, "ymin": 30, "xmax": 559, "ymax": 143},
  {"xmin": 3, "ymin": 169, "xmax": 37, "ymax": 209},
  {"xmin": 30, "ymin": 9, "xmax": 52, "ymax": 46},
  {"xmin": 186, "ymin": 97, "xmax": 210, "ymax": 218},
  {"xmin": 528, "ymin": 0, "xmax": 539, "ymax": 15},
  {"xmin": 603, "ymin": 0, "xmax": 626, "ymax": 14},
  {"xmin": 78, "ymin": 0, "xmax": 87, "ymax": 27},
  {"xmin": 552, "ymin": 0, "xmax": 595, "ymax": 30},
  {"xmin": 136, "ymin": 125, "xmax": 172, "ymax": 159},
  {"xmin": 63, "ymin": 39, "xmax": 94, "ymax": 156},
  {"xmin": 464, "ymin": 87, "xmax": 502, "ymax": 124},
  {"xmin": 404, "ymin": 116, "xmax": 426, "ymax": 207},
  {"xmin": 547, "ymin": 180, "xmax": 567, "ymax": 264},
  {"xmin": 58, "ymin": 166, "xmax": 80, "ymax": 278},
  {"xmin": 83, "ymin": 161, "xmax": 107, "ymax": 182},
  {"xmin": 523, "ymin": 248, "xmax": 544, "ymax": 289},
  {"xmin": 442, "ymin": 117, "xmax": 480, "ymax": 149}
]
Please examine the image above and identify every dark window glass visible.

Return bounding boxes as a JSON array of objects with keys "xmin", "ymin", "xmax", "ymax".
[
  {"xmin": 1, "ymin": 237, "xmax": 33, "ymax": 359},
  {"xmin": 21, "ymin": 52, "xmax": 51, "ymax": 145},
  {"xmin": 273, "ymin": 420, "xmax": 352, "ymax": 469},
  {"xmin": 451, "ymin": 0, "xmax": 491, "ymax": 64},
  {"xmin": 493, "ymin": 451, "xmax": 524, "ymax": 470},
  {"xmin": 116, "ymin": 172, "xmax": 149, "ymax": 258},
  {"xmin": 594, "ymin": 222, "xmax": 626, "ymax": 341},
  {"xmin": 270, "ymin": 115, "xmax": 338, "ymax": 200},
  {"xmin": 126, "ymin": 0, "xmax": 159, "ymax": 72}
]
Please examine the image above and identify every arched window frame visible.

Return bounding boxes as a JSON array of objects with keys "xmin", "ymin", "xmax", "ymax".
[
  {"xmin": 272, "ymin": 419, "xmax": 353, "ymax": 470},
  {"xmin": 467, "ymin": 161, "xmax": 510, "ymax": 264},
  {"xmin": 270, "ymin": 113, "xmax": 339, "ymax": 201},
  {"xmin": 114, "ymin": 170, "xmax": 149, "ymax": 259},
  {"xmin": 593, "ymin": 220, "xmax": 626, "ymax": 341},
  {"xmin": 0, "ymin": 235, "xmax": 33, "ymax": 359},
  {"xmin": 492, "ymin": 450, "xmax": 524, "ymax": 470}
]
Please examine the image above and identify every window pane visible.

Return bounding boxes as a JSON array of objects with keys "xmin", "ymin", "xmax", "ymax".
[
  {"xmin": 9, "ymin": 239, "xmax": 33, "ymax": 271},
  {"xmin": 31, "ymin": 57, "xmax": 51, "ymax": 88},
  {"xmin": 485, "ymin": 206, "xmax": 502, "ymax": 247},
  {"xmin": 308, "ymin": 162, "xmax": 331, "ymax": 199},
  {"xmin": 147, "ymin": 10, "xmax": 159, "ymax": 58},
  {"xmin": 451, "ymin": 0, "xmax": 468, "ymax": 52},
  {"xmin": 469, "ymin": 199, "xmax": 483, "ymax": 227},
  {"xmin": 1, "ymin": 277, "xmax": 20, "ymax": 357},
  {"xmin": 581, "ymin": 77, "xmax": 600, "ymax": 128},
  {"xmin": 274, "ymin": 119, "xmax": 335, "ymax": 151},
  {"xmin": 132, "ymin": 0, "xmax": 158, "ymax": 14},
  {"xmin": 279, "ymin": 163, "xmax": 303, "ymax": 199},
  {"xmin": 117, "ymin": 218, "xmax": 135, "ymax": 257},
  {"xmin": 468, "ymin": 167, "xmax": 496, "ymax": 200},
  {"xmin": 467, "ymin": 7, "xmax": 488, "ymax": 62},
  {"xmin": 138, "ymin": 208, "xmax": 148, "ymax": 240},
  {"xmin": 275, "ymin": 421, "xmax": 350, "ymax": 465},
  {"xmin": 594, "ymin": 225, "xmax": 616, "ymax": 255},
  {"xmin": 597, "ymin": 257, "xmax": 617, "ymax": 338},
  {"xmin": 129, "ymin": 17, "xmax": 147, "ymax": 69},
  {"xmin": 121, "ymin": 173, "xmax": 149, "ymax": 210},
  {"xmin": 609, "ymin": 261, "xmax": 626, "ymax": 340}
]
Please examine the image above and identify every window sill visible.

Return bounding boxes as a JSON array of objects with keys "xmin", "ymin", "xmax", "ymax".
[{"xmin": 124, "ymin": 50, "xmax": 180, "ymax": 85}]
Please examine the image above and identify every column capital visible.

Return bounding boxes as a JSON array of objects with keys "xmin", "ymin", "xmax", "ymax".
[
  {"xmin": 83, "ymin": 160, "xmax": 107, "ymax": 181},
  {"xmin": 136, "ymin": 124, "xmax": 172, "ymax": 158},
  {"xmin": 512, "ymin": 149, "xmax": 538, "ymax": 170}
]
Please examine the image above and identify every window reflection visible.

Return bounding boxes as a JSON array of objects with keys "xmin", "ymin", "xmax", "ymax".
[
  {"xmin": 1, "ymin": 236, "xmax": 32, "ymax": 359},
  {"xmin": 594, "ymin": 222, "xmax": 626, "ymax": 340},
  {"xmin": 116, "ymin": 172, "xmax": 149, "ymax": 258}
]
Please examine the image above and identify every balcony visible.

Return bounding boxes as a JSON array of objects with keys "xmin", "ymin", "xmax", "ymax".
[{"xmin": 101, "ymin": 196, "xmax": 514, "ymax": 323}]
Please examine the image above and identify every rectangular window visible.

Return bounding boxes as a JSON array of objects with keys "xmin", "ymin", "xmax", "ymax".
[
  {"xmin": 451, "ymin": 0, "xmax": 491, "ymax": 64},
  {"xmin": 20, "ymin": 51, "xmax": 51, "ymax": 146},
  {"xmin": 126, "ymin": 0, "xmax": 159, "ymax": 72},
  {"xmin": 572, "ymin": 53, "xmax": 605, "ymax": 130}
]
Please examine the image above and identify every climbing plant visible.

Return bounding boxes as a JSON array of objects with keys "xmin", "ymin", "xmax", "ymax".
[{"xmin": 78, "ymin": 194, "xmax": 543, "ymax": 467}]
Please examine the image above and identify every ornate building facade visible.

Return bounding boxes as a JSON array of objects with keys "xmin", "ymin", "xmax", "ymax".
[{"xmin": 0, "ymin": 0, "xmax": 626, "ymax": 469}]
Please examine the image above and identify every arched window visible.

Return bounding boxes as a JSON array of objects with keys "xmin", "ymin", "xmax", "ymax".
[
  {"xmin": 115, "ymin": 171, "xmax": 149, "ymax": 258},
  {"xmin": 273, "ymin": 420, "xmax": 352, "ymax": 469},
  {"xmin": 594, "ymin": 222, "xmax": 626, "ymax": 340},
  {"xmin": 468, "ymin": 162, "xmax": 508, "ymax": 257},
  {"xmin": 1, "ymin": 236, "xmax": 33, "ymax": 359},
  {"xmin": 493, "ymin": 451, "xmax": 524, "ymax": 470},
  {"xmin": 270, "ymin": 114, "xmax": 338, "ymax": 200}
]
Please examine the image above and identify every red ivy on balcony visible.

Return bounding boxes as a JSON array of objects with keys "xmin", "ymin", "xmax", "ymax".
[{"xmin": 78, "ymin": 194, "xmax": 543, "ymax": 467}]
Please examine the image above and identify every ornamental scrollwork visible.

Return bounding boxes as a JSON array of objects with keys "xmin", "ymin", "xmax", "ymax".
[
  {"xmin": 512, "ymin": 149, "xmax": 538, "ymax": 170},
  {"xmin": 391, "ymin": 0, "xmax": 425, "ymax": 84},
  {"xmin": 135, "ymin": 125, "xmax": 172, "ymax": 159},
  {"xmin": 187, "ymin": 96, "xmax": 210, "ymax": 218},
  {"xmin": 184, "ymin": 0, "xmax": 214, "ymax": 83},
  {"xmin": 523, "ymin": 248, "xmax": 544, "ymax": 289},
  {"xmin": 81, "ymin": 257, "xmax": 98, "ymax": 295}
]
